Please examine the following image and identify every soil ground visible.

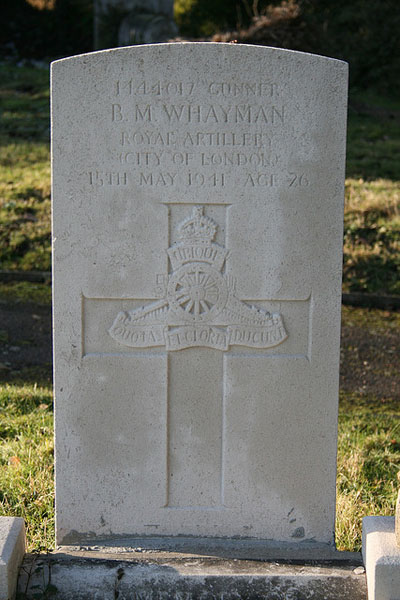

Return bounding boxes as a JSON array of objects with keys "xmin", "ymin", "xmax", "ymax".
[
  {"xmin": 0, "ymin": 299, "xmax": 52, "ymax": 383},
  {"xmin": 340, "ymin": 309, "xmax": 399, "ymax": 401},
  {"xmin": 0, "ymin": 300, "xmax": 399, "ymax": 401}
]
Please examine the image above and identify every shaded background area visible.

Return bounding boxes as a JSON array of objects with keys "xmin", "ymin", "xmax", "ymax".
[
  {"xmin": 1, "ymin": 0, "xmax": 93, "ymax": 62},
  {"xmin": 1, "ymin": 0, "xmax": 399, "ymax": 93}
]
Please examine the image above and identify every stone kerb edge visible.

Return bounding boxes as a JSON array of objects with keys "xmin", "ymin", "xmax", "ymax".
[{"xmin": 0, "ymin": 517, "xmax": 26, "ymax": 600}]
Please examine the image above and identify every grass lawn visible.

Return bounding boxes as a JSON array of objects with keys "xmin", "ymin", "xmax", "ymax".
[
  {"xmin": 0, "ymin": 64, "xmax": 50, "ymax": 272},
  {"xmin": 1, "ymin": 300, "xmax": 399, "ymax": 552},
  {"xmin": 0, "ymin": 383, "xmax": 54, "ymax": 551},
  {"xmin": 0, "ymin": 64, "xmax": 399, "ymax": 293},
  {"xmin": 0, "ymin": 64, "xmax": 399, "ymax": 553},
  {"xmin": 337, "ymin": 389, "xmax": 399, "ymax": 551},
  {"xmin": 1, "ymin": 366, "xmax": 399, "ymax": 554}
]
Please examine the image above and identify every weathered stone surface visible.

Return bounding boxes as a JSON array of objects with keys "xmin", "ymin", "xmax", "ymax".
[
  {"xmin": 0, "ymin": 517, "xmax": 25, "ymax": 600},
  {"xmin": 18, "ymin": 549, "xmax": 367, "ymax": 600},
  {"xmin": 51, "ymin": 43, "xmax": 348, "ymax": 547},
  {"xmin": 362, "ymin": 516, "xmax": 400, "ymax": 600}
]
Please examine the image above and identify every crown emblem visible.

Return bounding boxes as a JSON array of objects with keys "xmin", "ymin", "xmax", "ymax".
[{"xmin": 178, "ymin": 206, "xmax": 217, "ymax": 245}]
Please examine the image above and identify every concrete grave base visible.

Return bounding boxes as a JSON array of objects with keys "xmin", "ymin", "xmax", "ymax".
[
  {"xmin": 18, "ymin": 544, "xmax": 367, "ymax": 600},
  {"xmin": 363, "ymin": 516, "xmax": 400, "ymax": 600},
  {"xmin": 0, "ymin": 517, "xmax": 25, "ymax": 600}
]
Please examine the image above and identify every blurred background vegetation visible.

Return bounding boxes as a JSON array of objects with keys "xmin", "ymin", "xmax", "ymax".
[
  {"xmin": 176, "ymin": 0, "xmax": 400, "ymax": 94},
  {"xmin": 1, "ymin": 0, "xmax": 399, "ymax": 93}
]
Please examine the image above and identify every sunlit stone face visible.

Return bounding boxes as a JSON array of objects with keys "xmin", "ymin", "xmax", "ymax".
[{"xmin": 52, "ymin": 43, "xmax": 348, "ymax": 547}]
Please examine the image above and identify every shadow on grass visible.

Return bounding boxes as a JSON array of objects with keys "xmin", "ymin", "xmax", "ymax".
[
  {"xmin": 0, "ymin": 64, "xmax": 50, "ymax": 146},
  {"xmin": 0, "ymin": 365, "xmax": 52, "ymax": 388},
  {"xmin": 343, "ymin": 253, "xmax": 400, "ymax": 295},
  {"xmin": 339, "ymin": 390, "xmax": 400, "ymax": 415},
  {"xmin": 346, "ymin": 92, "xmax": 400, "ymax": 181}
]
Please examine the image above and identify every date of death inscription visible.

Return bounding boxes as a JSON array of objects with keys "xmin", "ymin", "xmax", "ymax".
[
  {"xmin": 86, "ymin": 170, "xmax": 310, "ymax": 188},
  {"xmin": 80, "ymin": 80, "xmax": 313, "ymax": 192}
]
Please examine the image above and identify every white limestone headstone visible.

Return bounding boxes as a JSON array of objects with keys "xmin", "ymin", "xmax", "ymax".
[{"xmin": 51, "ymin": 43, "xmax": 348, "ymax": 548}]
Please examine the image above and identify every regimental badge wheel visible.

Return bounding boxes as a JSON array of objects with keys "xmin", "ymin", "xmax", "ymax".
[{"xmin": 167, "ymin": 262, "xmax": 228, "ymax": 322}]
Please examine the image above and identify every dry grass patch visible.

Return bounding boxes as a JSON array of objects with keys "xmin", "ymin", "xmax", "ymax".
[
  {"xmin": 343, "ymin": 178, "xmax": 400, "ymax": 294},
  {"xmin": 345, "ymin": 178, "xmax": 399, "ymax": 220}
]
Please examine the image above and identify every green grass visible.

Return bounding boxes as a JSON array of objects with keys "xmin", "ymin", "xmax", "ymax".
[
  {"xmin": 343, "ymin": 178, "xmax": 399, "ymax": 294},
  {"xmin": 337, "ymin": 391, "xmax": 400, "ymax": 551},
  {"xmin": 1, "ymin": 306, "xmax": 399, "ymax": 553},
  {"xmin": 341, "ymin": 302, "xmax": 400, "ymax": 332},
  {"xmin": 343, "ymin": 89, "xmax": 400, "ymax": 295},
  {"xmin": 1, "ymin": 65, "xmax": 399, "ymax": 293},
  {"xmin": 1, "ymin": 380, "xmax": 398, "ymax": 553},
  {"xmin": 0, "ymin": 64, "xmax": 51, "ymax": 271},
  {"xmin": 0, "ymin": 384, "xmax": 54, "ymax": 552},
  {"xmin": 0, "ymin": 281, "xmax": 51, "ymax": 305},
  {"xmin": 347, "ymin": 90, "xmax": 400, "ymax": 181}
]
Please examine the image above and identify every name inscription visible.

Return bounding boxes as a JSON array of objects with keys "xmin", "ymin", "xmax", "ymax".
[
  {"xmin": 111, "ymin": 103, "xmax": 285, "ymax": 125},
  {"xmin": 82, "ymin": 78, "xmax": 314, "ymax": 193}
]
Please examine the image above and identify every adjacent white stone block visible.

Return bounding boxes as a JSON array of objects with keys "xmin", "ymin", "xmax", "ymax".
[
  {"xmin": 363, "ymin": 516, "xmax": 400, "ymax": 600},
  {"xmin": 0, "ymin": 517, "xmax": 25, "ymax": 600},
  {"xmin": 51, "ymin": 43, "xmax": 348, "ymax": 547}
]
